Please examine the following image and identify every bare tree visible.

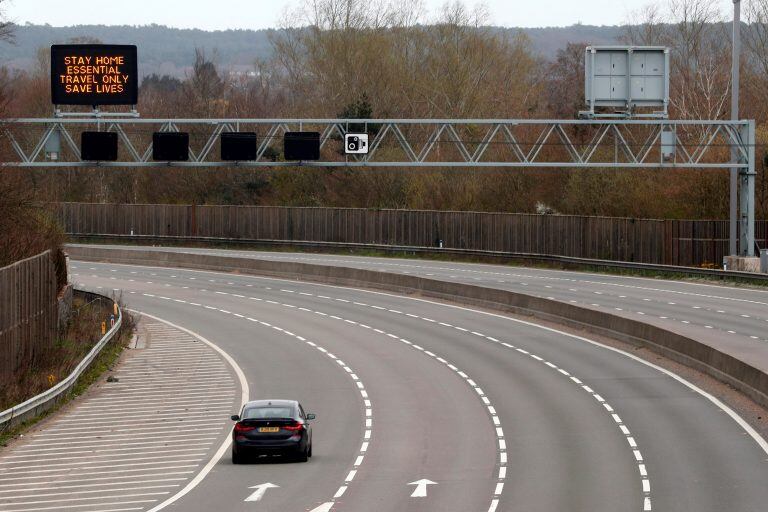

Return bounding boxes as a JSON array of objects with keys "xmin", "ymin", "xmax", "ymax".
[
  {"xmin": 271, "ymin": 0, "xmax": 539, "ymax": 120},
  {"xmin": 745, "ymin": 1, "xmax": 768, "ymax": 74},
  {"xmin": 743, "ymin": 2, "xmax": 768, "ymax": 218},
  {"xmin": 0, "ymin": 0, "xmax": 13, "ymax": 44},
  {"xmin": 621, "ymin": 3, "xmax": 666, "ymax": 45},
  {"xmin": 624, "ymin": 0, "xmax": 730, "ymax": 121},
  {"xmin": 547, "ymin": 43, "xmax": 587, "ymax": 119},
  {"xmin": 668, "ymin": 0, "xmax": 730, "ymax": 120},
  {"xmin": 743, "ymin": 0, "xmax": 768, "ymax": 121},
  {"xmin": 0, "ymin": 0, "xmax": 12, "ymax": 117},
  {"xmin": 0, "ymin": 4, "xmax": 65, "ymax": 265},
  {"xmin": 184, "ymin": 48, "xmax": 227, "ymax": 117}
]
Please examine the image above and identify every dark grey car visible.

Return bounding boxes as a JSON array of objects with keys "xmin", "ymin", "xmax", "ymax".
[{"xmin": 231, "ymin": 399, "xmax": 314, "ymax": 463}]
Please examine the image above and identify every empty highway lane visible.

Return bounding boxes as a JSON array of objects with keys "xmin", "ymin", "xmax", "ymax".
[
  {"xmin": 45, "ymin": 254, "xmax": 768, "ymax": 512},
  {"xmin": 76, "ymin": 245, "xmax": 768, "ymax": 347}
]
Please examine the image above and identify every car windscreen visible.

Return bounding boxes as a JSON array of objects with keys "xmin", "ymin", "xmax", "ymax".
[{"xmin": 242, "ymin": 406, "xmax": 294, "ymax": 420}]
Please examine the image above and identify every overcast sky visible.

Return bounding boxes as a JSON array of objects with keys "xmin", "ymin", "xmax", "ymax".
[{"xmin": 3, "ymin": 0, "xmax": 736, "ymax": 30}]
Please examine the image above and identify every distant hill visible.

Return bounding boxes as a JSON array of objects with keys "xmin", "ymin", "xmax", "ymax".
[
  {"xmin": 520, "ymin": 25, "xmax": 624, "ymax": 57},
  {"xmin": 0, "ymin": 23, "xmax": 623, "ymax": 78}
]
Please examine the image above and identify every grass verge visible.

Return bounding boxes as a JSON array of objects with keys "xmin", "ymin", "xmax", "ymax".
[{"xmin": 0, "ymin": 300, "xmax": 134, "ymax": 448}]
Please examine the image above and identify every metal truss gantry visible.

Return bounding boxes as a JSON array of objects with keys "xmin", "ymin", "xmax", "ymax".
[{"xmin": 0, "ymin": 117, "xmax": 757, "ymax": 256}]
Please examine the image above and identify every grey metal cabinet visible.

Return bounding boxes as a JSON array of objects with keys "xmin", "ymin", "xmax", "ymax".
[{"xmin": 583, "ymin": 46, "xmax": 670, "ymax": 118}]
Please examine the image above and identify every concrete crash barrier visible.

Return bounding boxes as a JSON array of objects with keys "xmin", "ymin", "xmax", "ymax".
[
  {"xmin": 724, "ymin": 255, "xmax": 763, "ymax": 273},
  {"xmin": 66, "ymin": 245, "xmax": 768, "ymax": 410},
  {"xmin": 67, "ymin": 234, "xmax": 768, "ymax": 282}
]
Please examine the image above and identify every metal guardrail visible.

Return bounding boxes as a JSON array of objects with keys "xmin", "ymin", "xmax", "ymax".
[
  {"xmin": 0, "ymin": 290, "xmax": 122, "ymax": 429},
  {"xmin": 67, "ymin": 235, "xmax": 768, "ymax": 283}
]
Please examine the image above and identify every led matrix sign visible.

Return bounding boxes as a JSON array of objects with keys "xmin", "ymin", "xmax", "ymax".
[{"xmin": 51, "ymin": 45, "xmax": 138, "ymax": 106}]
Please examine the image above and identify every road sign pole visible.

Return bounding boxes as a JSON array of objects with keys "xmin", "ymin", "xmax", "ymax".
[
  {"xmin": 740, "ymin": 120, "xmax": 756, "ymax": 257},
  {"xmin": 730, "ymin": 0, "xmax": 741, "ymax": 256}
]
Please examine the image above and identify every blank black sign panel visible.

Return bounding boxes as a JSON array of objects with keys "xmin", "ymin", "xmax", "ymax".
[
  {"xmin": 221, "ymin": 132, "xmax": 258, "ymax": 161},
  {"xmin": 51, "ymin": 44, "xmax": 138, "ymax": 106},
  {"xmin": 81, "ymin": 132, "xmax": 118, "ymax": 161},
  {"xmin": 153, "ymin": 132, "xmax": 189, "ymax": 161},
  {"xmin": 284, "ymin": 132, "xmax": 321, "ymax": 161}
]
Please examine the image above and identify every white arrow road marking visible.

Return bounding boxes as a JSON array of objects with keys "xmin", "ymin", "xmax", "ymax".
[
  {"xmin": 308, "ymin": 502, "xmax": 334, "ymax": 512},
  {"xmin": 408, "ymin": 479, "xmax": 437, "ymax": 497},
  {"xmin": 244, "ymin": 483, "xmax": 279, "ymax": 502}
]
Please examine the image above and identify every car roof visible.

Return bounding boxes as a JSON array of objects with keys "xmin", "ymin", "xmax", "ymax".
[{"xmin": 243, "ymin": 399, "xmax": 298, "ymax": 408}]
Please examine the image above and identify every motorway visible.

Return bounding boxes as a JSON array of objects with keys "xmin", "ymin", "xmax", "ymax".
[
  {"xmin": 3, "ymin": 250, "xmax": 768, "ymax": 512},
  {"xmin": 78, "ymin": 246, "xmax": 768, "ymax": 348}
]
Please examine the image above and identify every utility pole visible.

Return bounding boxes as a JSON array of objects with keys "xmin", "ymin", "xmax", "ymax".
[{"xmin": 730, "ymin": 0, "xmax": 741, "ymax": 256}]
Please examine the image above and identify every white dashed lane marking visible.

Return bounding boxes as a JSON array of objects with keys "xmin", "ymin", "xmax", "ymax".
[
  {"xmin": 207, "ymin": 301, "xmax": 503, "ymax": 511},
  {"xmin": 172, "ymin": 282, "xmax": 652, "ymax": 511},
  {"xmin": 65, "ymin": 261, "xmax": 768, "ymax": 506},
  {"xmin": 90, "ymin": 285, "xmax": 373, "ymax": 511},
  {"xmin": 90, "ymin": 270, "xmax": 658, "ymax": 512},
  {"xmin": 77, "ymin": 263, "xmax": 768, "ymax": 344},
  {"xmin": 82, "ymin": 270, "xmax": 505, "ymax": 511},
  {"xmin": 74, "ymin": 261, "xmax": 768, "ymax": 510},
  {"xmin": 234, "ymin": 313, "xmax": 370, "ymax": 509}
]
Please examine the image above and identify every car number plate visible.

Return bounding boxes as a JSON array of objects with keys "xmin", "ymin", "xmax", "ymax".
[{"xmin": 259, "ymin": 427, "xmax": 280, "ymax": 433}]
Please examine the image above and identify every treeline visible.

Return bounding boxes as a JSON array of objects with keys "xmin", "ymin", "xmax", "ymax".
[
  {"xmin": 0, "ymin": 23, "xmax": 276, "ymax": 78},
  {"xmin": 0, "ymin": 21, "xmax": 624, "ymax": 78},
  {"xmin": 0, "ymin": 1, "xmax": 63, "ymax": 267},
  {"xmin": 1, "ymin": 0, "xmax": 768, "ymax": 221}
]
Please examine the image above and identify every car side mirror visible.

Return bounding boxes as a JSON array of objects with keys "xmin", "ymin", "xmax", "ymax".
[
  {"xmin": 306, "ymin": 413, "xmax": 316, "ymax": 421},
  {"xmin": 231, "ymin": 414, "xmax": 240, "ymax": 421}
]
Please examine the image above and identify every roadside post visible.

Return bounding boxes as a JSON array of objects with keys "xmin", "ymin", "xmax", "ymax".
[{"xmin": 730, "ymin": 0, "xmax": 741, "ymax": 256}]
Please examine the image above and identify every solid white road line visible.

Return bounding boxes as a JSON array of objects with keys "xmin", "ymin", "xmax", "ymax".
[
  {"xmin": 80, "ymin": 260, "xmax": 768, "ymax": 510},
  {"xmin": 125, "ymin": 311, "xmax": 249, "ymax": 512}
]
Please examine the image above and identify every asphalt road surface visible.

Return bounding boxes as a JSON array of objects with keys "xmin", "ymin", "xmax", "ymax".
[
  {"xmin": 43, "ymin": 251, "xmax": 768, "ymax": 512},
  {"xmin": 76, "ymin": 245, "xmax": 768, "ymax": 348}
]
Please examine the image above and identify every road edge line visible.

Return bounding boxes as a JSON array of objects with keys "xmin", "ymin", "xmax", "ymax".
[{"xmin": 126, "ymin": 308, "xmax": 250, "ymax": 512}]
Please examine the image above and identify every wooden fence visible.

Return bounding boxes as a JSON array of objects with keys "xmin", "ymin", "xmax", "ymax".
[
  {"xmin": 56, "ymin": 203, "xmax": 768, "ymax": 268},
  {"xmin": 0, "ymin": 251, "xmax": 58, "ymax": 385}
]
